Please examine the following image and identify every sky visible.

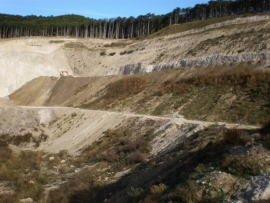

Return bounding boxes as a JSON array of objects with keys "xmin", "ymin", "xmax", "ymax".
[{"xmin": 0, "ymin": 0, "xmax": 210, "ymax": 19}]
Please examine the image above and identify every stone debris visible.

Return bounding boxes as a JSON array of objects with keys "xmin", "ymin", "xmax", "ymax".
[
  {"xmin": 229, "ymin": 172, "xmax": 270, "ymax": 202},
  {"xmin": 28, "ymin": 180, "xmax": 35, "ymax": 185},
  {"xmin": 0, "ymin": 181, "xmax": 15, "ymax": 195},
  {"xmin": 19, "ymin": 198, "xmax": 33, "ymax": 203},
  {"xmin": 60, "ymin": 160, "xmax": 66, "ymax": 164},
  {"xmin": 49, "ymin": 156, "xmax": 55, "ymax": 161}
]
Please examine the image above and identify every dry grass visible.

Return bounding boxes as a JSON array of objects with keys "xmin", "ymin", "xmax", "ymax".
[
  {"xmin": 223, "ymin": 129, "xmax": 253, "ymax": 145},
  {"xmin": 81, "ymin": 76, "xmax": 146, "ymax": 109},
  {"xmin": 82, "ymin": 127, "xmax": 151, "ymax": 169},
  {"xmin": 0, "ymin": 147, "xmax": 46, "ymax": 202},
  {"xmin": 49, "ymin": 40, "xmax": 65, "ymax": 43},
  {"xmin": 79, "ymin": 68, "xmax": 270, "ymax": 124},
  {"xmin": 150, "ymin": 184, "xmax": 168, "ymax": 196},
  {"xmin": 64, "ymin": 42, "xmax": 88, "ymax": 49},
  {"xmin": 221, "ymin": 153, "xmax": 268, "ymax": 177}
]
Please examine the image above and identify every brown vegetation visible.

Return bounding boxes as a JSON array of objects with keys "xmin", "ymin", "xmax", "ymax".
[{"xmin": 105, "ymin": 77, "xmax": 146, "ymax": 100}]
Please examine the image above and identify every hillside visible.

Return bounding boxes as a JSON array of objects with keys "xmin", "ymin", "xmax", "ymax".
[
  {"xmin": 1, "ymin": 15, "xmax": 270, "ymax": 203},
  {"xmin": 1, "ymin": 15, "xmax": 270, "ymax": 98}
]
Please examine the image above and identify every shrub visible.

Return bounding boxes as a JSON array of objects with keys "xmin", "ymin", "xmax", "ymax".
[
  {"xmin": 127, "ymin": 187, "xmax": 144, "ymax": 199},
  {"xmin": 127, "ymin": 50, "xmax": 134, "ymax": 54},
  {"xmin": 8, "ymin": 133, "xmax": 32, "ymax": 146},
  {"xmin": 260, "ymin": 121, "xmax": 270, "ymax": 135},
  {"xmin": 170, "ymin": 186, "xmax": 196, "ymax": 203},
  {"xmin": 200, "ymin": 195, "xmax": 225, "ymax": 203},
  {"xmin": 9, "ymin": 150, "xmax": 43, "ymax": 170},
  {"xmin": 223, "ymin": 129, "xmax": 252, "ymax": 145},
  {"xmin": 0, "ymin": 142, "xmax": 12, "ymax": 164},
  {"xmin": 150, "ymin": 183, "xmax": 168, "ymax": 196},
  {"xmin": 237, "ymin": 49, "xmax": 245, "ymax": 53},
  {"xmin": 128, "ymin": 150, "xmax": 147, "ymax": 164},
  {"xmin": 108, "ymin": 52, "xmax": 116, "ymax": 56},
  {"xmin": 120, "ymin": 51, "xmax": 127, "ymax": 55},
  {"xmin": 0, "ymin": 140, "xmax": 8, "ymax": 147},
  {"xmin": 221, "ymin": 153, "xmax": 267, "ymax": 177},
  {"xmin": 48, "ymin": 188, "xmax": 69, "ymax": 203},
  {"xmin": 100, "ymin": 51, "xmax": 106, "ymax": 56},
  {"xmin": 49, "ymin": 40, "xmax": 64, "ymax": 43},
  {"xmin": 71, "ymin": 112, "xmax": 77, "ymax": 117}
]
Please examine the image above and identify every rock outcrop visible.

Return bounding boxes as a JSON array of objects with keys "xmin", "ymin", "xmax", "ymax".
[{"xmin": 108, "ymin": 52, "xmax": 269, "ymax": 75}]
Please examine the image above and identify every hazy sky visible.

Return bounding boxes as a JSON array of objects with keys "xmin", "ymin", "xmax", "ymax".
[{"xmin": 0, "ymin": 0, "xmax": 209, "ymax": 19}]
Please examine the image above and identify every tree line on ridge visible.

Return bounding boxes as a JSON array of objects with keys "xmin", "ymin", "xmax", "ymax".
[{"xmin": 0, "ymin": 0, "xmax": 269, "ymax": 39}]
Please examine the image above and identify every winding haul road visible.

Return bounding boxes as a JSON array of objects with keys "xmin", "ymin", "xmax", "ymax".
[{"xmin": 19, "ymin": 105, "xmax": 259, "ymax": 130}]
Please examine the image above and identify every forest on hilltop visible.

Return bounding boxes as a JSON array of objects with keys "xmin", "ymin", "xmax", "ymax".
[{"xmin": 0, "ymin": 0, "xmax": 269, "ymax": 39}]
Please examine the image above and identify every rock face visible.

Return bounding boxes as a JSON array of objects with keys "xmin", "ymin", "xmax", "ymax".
[
  {"xmin": 229, "ymin": 172, "xmax": 270, "ymax": 203},
  {"xmin": 0, "ymin": 38, "xmax": 73, "ymax": 97},
  {"xmin": 150, "ymin": 120, "xmax": 201, "ymax": 155},
  {"xmin": 109, "ymin": 52, "xmax": 269, "ymax": 75}
]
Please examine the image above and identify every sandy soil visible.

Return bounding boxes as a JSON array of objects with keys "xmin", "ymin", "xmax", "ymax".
[{"xmin": 3, "ymin": 106, "xmax": 254, "ymax": 156}]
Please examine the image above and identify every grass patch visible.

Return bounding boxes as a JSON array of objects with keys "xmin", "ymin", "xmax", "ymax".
[
  {"xmin": 105, "ymin": 77, "xmax": 146, "ymax": 100},
  {"xmin": 104, "ymin": 42, "xmax": 133, "ymax": 47},
  {"xmin": 64, "ymin": 42, "xmax": 88, "ymax": 49},
  {"xmin": 144, "ymin": 15, "xmax": 252, "ymax": 40},
  {"xmin": 0, "ymin": 148, "xmax": 46, "ymax": 202},
  {"xmin": 120, "ymin": 50, "xmax": 134, "ymax": 55},
  {"xmin": 49, "ymin": 40, "xmax": 64, "ymax": 43}
]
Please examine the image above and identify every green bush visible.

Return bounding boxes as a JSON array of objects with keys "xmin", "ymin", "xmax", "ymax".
[
  {"xmin": 108, "ymin": 52, "xmax": 116, "ymax": 56},
  {"xmin": 120, "ymin": 50, "xmax": 127, "ymax": 55},
  {"xmin": 100, "ymin": 51, "xmax": 106, "ymax": 56},
  {"xmin": 127, "ymin": 187, "xmax": 144, "ymax": 199},
  {"xmin": 127, "ymin": 50, "xmax": 134, "ymax": 54}
]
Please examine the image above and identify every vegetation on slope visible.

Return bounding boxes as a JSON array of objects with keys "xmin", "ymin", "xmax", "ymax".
[
  {"xmin": 79, "ymin": 68, "xmax": 270, "ymax": 125},
  {"xmin": 80, "ymin": 76, "xmax": 146, "ymax": 109},
  {"xmin": 5, "ymin": 122, "xmax": 266, "ymax": 203},
  {"xmin": 0, "ymin": 144, "xmax": 45, "ymax": 203}
]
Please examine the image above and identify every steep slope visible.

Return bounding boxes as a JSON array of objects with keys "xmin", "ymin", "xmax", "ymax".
[
  {"xmin": 63, "ymin": 15, "xmax": 270, "ymax": 76},
  {"xmin": 0, "ymin": 38, "xmax": 74, "ymax": 97},
  {"xmin": 10, "ymin": 60, "xmax": 270, "ymax": 125},
  {"xmin": 1, "ymin": 103, "xmax": 267, "ymax": 203}
]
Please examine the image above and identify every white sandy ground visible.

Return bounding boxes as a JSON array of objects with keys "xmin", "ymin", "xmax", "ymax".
[{"xmin": 0, "ymin": 38, "xmax": 75, "ymax": 97}]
